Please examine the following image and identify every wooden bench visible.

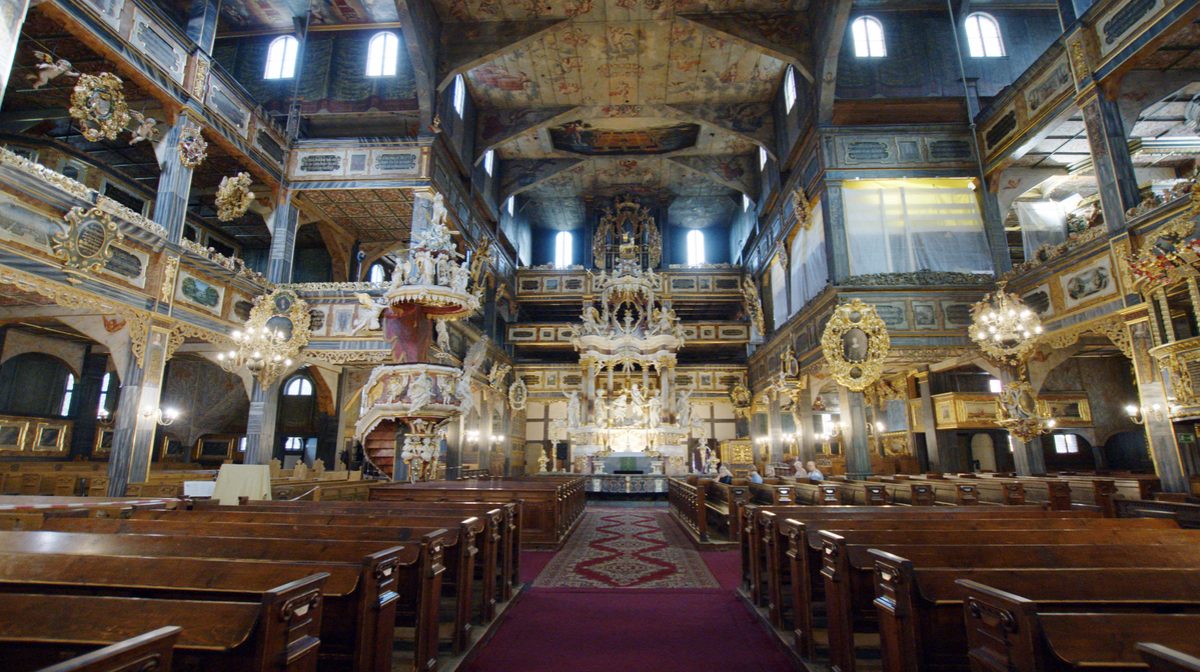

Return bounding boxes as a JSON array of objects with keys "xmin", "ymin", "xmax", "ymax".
[
  {"xmin": 33, "ymin": 626, "xmax": 181, "ymax": 672},
  {"xmin": 1139, "ymin": 644, "xmax": 1200, "ymax": 672},
  {"xmin": 668, "ymin": 477, "xmax": 708, "ymax": 541},
  {"xmin": 0, "ymin": 577, "xmax": 325, "ymax": 672},
  {"xmin": 959, "ymin": 580, "xmax": 1200, "ymax": 672},
  {"xmin": 0, "ymin": 529, "xmax": 440, "ymax": 672}
]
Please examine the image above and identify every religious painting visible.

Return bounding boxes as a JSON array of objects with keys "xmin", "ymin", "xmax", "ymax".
[
  {"xmin": 1061, "ymin": 257, "xmax": 1117, "ymax": 309},
  {"xmin": 94, "ymin": 428, "xmax": 114, "ymax": 457},
  {"xmin": 101, "ymin": 245, "xmax": 149, "ymax": 288},
  {"xmin": 32, "ymin": 422, "xmax": 67, "ymax": 452},
  {"xmin": 842, "ymin": 328, "xmax": 869, "ymax": 362},
  {"xmin": 158, "ymin": 436, "xmax": 186, "ymax": 461},
  {"xmin": 308, "ymin": 306, "xmax": 328, "ymax": 335},
  {"xmin": 550, "ymin": 119, "xmax": 700, "ymax": 156},
  {"xmin": 0, "ymin": 197, "xmax": 60, "ymax": 252},
  {"xmin": 941, "ymin": 302, "xmax": 974, "ymax": 327},
  {"xmin": 911, "ymin": 302, "xmax": 937, "ymax": 329},
  {"xmin": 176, "ymin": 270, "xmax": 224, "ymax": 314},
  {"xmin": 330, "ymin": 306, "xmax": 357, "ymax": 335},
  {"xmin": 1022, "ymin": 285, "xmax": 1053, "ymax": 317},
  {"xmin": 0, "ymin": 418, "xmax": 27, "ymax": 452}
]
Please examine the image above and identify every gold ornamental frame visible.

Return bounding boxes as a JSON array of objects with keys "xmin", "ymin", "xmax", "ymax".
[
  {"xmin": 178, "ymin": 121, "xmax": 208, "ymax": 168},
  {"xmin": 53, "ymin": 206, "xmax": 124, "ymax": 275},
  {"xmin": 69, "ymin": 72, "xmax": 131, "ymax": 142},
  {"xmin": 820, "ymin": 299, "xmax": 890, "ymax": 392},
  {"xmin": 215, "ymin": 172, "xmax": 254, "ymax": 221}
]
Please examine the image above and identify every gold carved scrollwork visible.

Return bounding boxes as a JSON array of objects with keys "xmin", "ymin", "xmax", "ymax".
[
  {"xmin": 793, "ymin": 187, "xmax": 813, "ymax": 230},
  {"xmin": 216, "ymin": 172, "xmax": 254, "ymax": 222},
  {"xmin": 1039, "ymin": 315, "xmax": 1133, "ymax": 360},
  {"xmin": 160, "ymin": 255, "xmax": 179, "ymax": 302},
  {"xmin": 820, "ymin": 299, "xmax": 891, "ymax": 392},
  {"xmin": 69, "ymin": 73, "xmax": 131, "ymax": 142},
  {"xmin": 177, "ymin": 121, "xmax": 208, "ymax": 168},
  {"xmin": 53, "ymin": 207, "xmax": 123, "ymax": 276}
]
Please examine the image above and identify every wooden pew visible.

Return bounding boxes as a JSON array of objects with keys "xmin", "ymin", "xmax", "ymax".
[
  {"xmin": 958, "ymin": 580, "xmax": 1200, "ymax": 672},
  {"xmin": 0, "ymin": 530, "xmax": 442, "ymax": 672},
  {"xmin": 706, "ymin": 480, "xmax": 752, "ymax": 539},
  {"xmin": 34, "ymin": 626, "xmax": 181, "ymax": 672},
  {"xmin": 871, "ymin": 558, "xmax": 1200, "ymax": 672},
  {"xmin": 48, "ymin": 510, "xmax": 481, "ymax": 658},
  {"xmin": 0, "ymin": 578, "xmax": 325, "ymax": 672},
  {"xmin": 193, "ymin": 499, "xmax": 520, "ymax": 610},
  {"xmin": 0, "ymin": 550, "xmax": 396, "ymax": 672},
  {"xmin": 668, "ymin": 477, "xmax": 708, "ymax": 541},
  {"xmin": 821, "ymin": 538, "xmax": 1200, "ymax": 672},
  {"xmin": 774, "ymin": 515, "xmax": 1175, "ymax": 659},
  {"xmin": 1139, "ymin": 644, "xmax": 1200, "ymax": 672}
]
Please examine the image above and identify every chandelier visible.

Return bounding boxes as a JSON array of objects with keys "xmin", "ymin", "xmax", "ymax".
[
  {"xmin": 970, "ymin": 282, "xmax": 1043, "ymax": 364},
  {"xmin": 217, "ymin": 325, "xmax": 294, "ymax": 382}
]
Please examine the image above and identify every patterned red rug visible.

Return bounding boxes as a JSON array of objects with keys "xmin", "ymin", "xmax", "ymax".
[{"xmin": 533, "ymin": 509, "xmax": 718, "ymax": 589}]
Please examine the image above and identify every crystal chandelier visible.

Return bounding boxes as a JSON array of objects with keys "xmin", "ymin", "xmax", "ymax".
[
  {"xmin": 217, "ymin": 325, "xmax": 294, "ymax": 383},
  {"xmin": 970, "ymin": 282, "xmax": 1043, "ymax": 363}
]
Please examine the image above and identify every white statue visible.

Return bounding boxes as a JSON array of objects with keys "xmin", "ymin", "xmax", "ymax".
[
  {"xmin": 565, "ymin": 391, "xmax": 581, "ymax": 428},
  {"xmin": 594, "ymin": 392, "xmax": 609, "ymax": 426},
  {"xmin": 677, "ymin": 388, "xmax": 693, "ymax": 426},
  {"xmin": 435, "ymin": 319, "xmax": 451, "ymax": 352},
  {"xmin": 630, "ymin": 383, "xmax": 646, "ymax": 408},
  {"xmin": 648, "ymin": 396, "xmax": 661, "ymax": 429},
  {"xmin": 129, "ymin": 111, "xmax": 159, "ymax": 145},
  {"xmin": 611, "ymin": 391, "xmax": 628, "ymax": 423},
  {"xmin": 27, "ymin": 51, "xmax": 78, "ymax": 90},
  {"xmin": 350, "ymin": 293, "xmax": 383, "ymax": 333},
  {"xmin": 407, "ymin": 371, "xmax": 434, "ymax": 414}
]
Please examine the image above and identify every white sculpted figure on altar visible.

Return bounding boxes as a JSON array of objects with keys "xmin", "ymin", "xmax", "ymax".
[
  {"xmin": 630, "ymin": 384, "xmax": 647, "ymax": 420},
  {"xmin": 648, "ymin": 395, "xmax": 661, "ymax": 428},
  {"xmin": 580, "ymin": 303, "xmax": 602, "ymax": 335},
  {"xmin": 407, "ymin": 371, "xmax": 434, "ymax": 414},
  {"xmin": 594, "ymin": 392, "xmax": 609, "ymax": 426},
  {"xmin": 565, "ymin": 391, "xmax": 582, "ymax": 428},
  {"xmin": 611, "ymin": 391, "xmax": 628, "ymax": 423},
  {"xmin": 676, "ymin": 388, "xmax": 693, "ymax": 426}
]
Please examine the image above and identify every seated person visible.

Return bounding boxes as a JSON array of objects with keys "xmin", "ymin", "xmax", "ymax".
[
  {"xmin": 791, "ymin": 463, "xmax": 808, "ymax": 481},
  {"xmin": 717, "ymin": 465, "xmax": 734, "ymax": 485},
  {"xmin": 805, "ymin": 461, "xmax": 824, "ymax": 481},
  {"xmin": 748, "ymin": 468, "xmax": 764, "ymax": 484}
]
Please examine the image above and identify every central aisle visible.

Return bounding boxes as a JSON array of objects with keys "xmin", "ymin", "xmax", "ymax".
[{"xmin": 462, "ymin": 504, "xmax": 794, "ymax": 672}]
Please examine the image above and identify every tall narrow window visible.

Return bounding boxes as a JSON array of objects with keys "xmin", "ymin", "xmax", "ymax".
[
  {"xmin": 505, "ymin": 196, "xmax": 515, "ymax": 217},
  {"xmin": 367, "ymin": 262, "xmax": 386, "ymax": 284},
  {"xmin": 60, "ymin": 373, "xmax": 75, "ymax": 416},
  {"xmin": 554, "ymin": 231, "xmax": 572, "ymax": 269},
  {"xmin": 453, "ymin": 74, "xmax": 466, "ymax": 116},
  {"xmin": 283, "ymin": 376, "xmax": 314, "ymax": 396},
  {"xmin": 96, "ymin": 372, "xmax": 111, "ymax": 419},
  {"xmin": 686, "ymin": 229, "xmax": 705, "ymax": 267},
  {"xmin": 1053, "ymin": 434, "xmax": 1079, "ymax": 454},
  {"xmin": 264, "ymin": 35, "xmax": 299, "ymax": 80},
  {"xmin": 965, "ymin": 13, "xmax": 1005, "ymax": 57},
  {"xmin": 851, "ymin": 16, "xmax": 887, "ymax": 58},
  {"xmin": 783, "ymin": 65, "xmax": 797, "ymax": 113},
  {"xmin": 743, "ymin": 194, "xmax": 752, "ymax": 212},
  {"xmin": 483, "ymin": 150, "xmax": 495, "ymax": 177},
  {"xmin": 759, "ymin": 146, "xmax": 769, "ymax": 171},
  {"xmin": 365, "ymin": 32, "xmax": 399, "ymax": 77}
]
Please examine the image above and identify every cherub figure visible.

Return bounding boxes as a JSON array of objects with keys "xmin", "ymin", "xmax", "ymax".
[
  {"xmin": 129, "ymin": 111, "xmax": 159, "ymax": 145},
  {"xmin": 26, "ymin": 51, "xmax": 78, "ymax": 90}
]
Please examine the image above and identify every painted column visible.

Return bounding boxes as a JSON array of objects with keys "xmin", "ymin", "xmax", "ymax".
[
  {"xmin": 444, "ymin": 417, "xmax": 462, "ymax": 480},
  {"xmin": 0, "ymin": 0, "xmax": 31, "ymax": 107},
  {"xmin": 842, "ymin": 388, "xmax": 872, "ymax": 479},
  {"xmin": 914, "ymin": 369, "xmax": 943, "ymax": 471},
  {"xmin": 796, "ymin": 386, "xmax": 817, "ymax": 464},
  {"xmin": 266, "ymin": 194, "xmax": 299, "ymax": 283},
  {"xmin": 242, "ymin": 379, "xmax": 282, "ymax": 465},
  {"xmin": 1130, "ymin": 322, "xmax": 1190, "ymax": 492},
  {"xmin": 821, "ymin": 181, "xmax": 851, "ymax": 284},
  {"xmin": 185, "ymin": 0, "xmax": 222, "ymax": 54},
  {"xmin": 766, "ymin": 392, "xmax": 783, "ymax": 465},
  {"xmin": 1079, "ymin": 91, "xmax": 1140, "ymax": 234},
  {"xmin": 153, "ymin": 114, "xmax": 198, "ymax": 243},
  {"xmin": 107, "ymin": 326, "xmax": 171, "ymax": 495}
]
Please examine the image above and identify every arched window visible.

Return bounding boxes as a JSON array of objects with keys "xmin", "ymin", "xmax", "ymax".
[
  {"xmin": 283, "ymin": 376, "xmax": 314, "ymax": 397},
  {"xmin": 965, "ymin": 13, "xmax": 1005, "ymax": 58},
  {"xmin": 686, "ymin": 229, "xmax": 705, "ymax": 267},
  {"xmin": 365, "ymin": 32, "xmax": 400, "ymax": 77},
  {"xmin": 96, "ymin": 372, "xmax": 112, "ymax": 419},
  {"xmin": 367, "ymin": 262, "xmax": 387, "ymax": 284},
  {"xmin": 554, "ymin": 231, "xmax": 573, "ymax": 269},
  {"xmin": 60, "ymin": 373, "xmax": 75, "ymax": 416},
  {"xmin": 743, "ymin": 194, "xmax": 753, "ymax": 212},
  {"xmin": 263, "ymin": 35, "xmax": 299, "ymax": 80},
  {"xmin": 783, "ymin": 65, "xmax": 797, "ymax": 113},
  {"xmin": 851, "ymin": 16, "xmax": 887, "ymax": 58},
  {"xmin": 482, "ymin": 149, "xmax": 495, "ymax": 177},
  {"xmin": 453, "ymin": 74, "xmax": 467, "ymax": 116}
]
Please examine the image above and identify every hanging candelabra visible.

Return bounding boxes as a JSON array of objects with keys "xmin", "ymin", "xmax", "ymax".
[
  {"xmin": 970, "ymin": 281, "xmax": 1044, "ymax": 364},
  {"xmin": 217, "ymin": 325, "xmax": 294, "ymax": 381}
]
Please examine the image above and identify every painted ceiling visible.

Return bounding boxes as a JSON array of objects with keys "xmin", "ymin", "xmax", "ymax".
[
  {"xmin": 438, "ymin": 0, "xmax": 812, "ymax": 231},
  {"xmin": 297, "ymin": 189, "xmax": 415, "ymax": 243}
]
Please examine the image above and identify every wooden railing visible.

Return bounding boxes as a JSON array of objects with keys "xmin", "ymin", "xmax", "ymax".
[{"xmin": 668, "ymin": 477, "xmax": 707, "ymax": 541}]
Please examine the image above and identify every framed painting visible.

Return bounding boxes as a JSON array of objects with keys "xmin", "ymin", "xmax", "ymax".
[
  {"xmin": 32, "ymin": 422, "xmax": 69, "ymax": 453},
  {"xmin": 0, "ymin": 418, "xmax": 28, "ymax": 453}
]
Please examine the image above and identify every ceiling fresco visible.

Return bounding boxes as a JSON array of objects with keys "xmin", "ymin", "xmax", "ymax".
[
  {"xmin": 297, "ymin": 189, "xmax": 415, "ymax": 243},
  {"xmin": 548, "ymin": 119, "xmax": 700, "ymax": 155},
  {"xmin": 215, "ymin": 0, "xmax": 400, "ymax": 32}
]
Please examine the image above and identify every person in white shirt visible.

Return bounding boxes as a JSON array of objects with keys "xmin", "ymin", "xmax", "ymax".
[
  {"xmin": 749, "ymin": 469, "xmax": 764, "ymax": 484},
  {"xmin": 805, "ymin": 461, "xmax": 824, "ymax": 481}
]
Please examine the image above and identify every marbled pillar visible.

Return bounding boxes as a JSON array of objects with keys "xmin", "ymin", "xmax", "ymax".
[
  {"xmin": 914, "ymin": 369, "xmax": 944, "ymax": 471},
  {"xmin": 794, "ymin": 386, "xmax": 817, "ymax": 464},
  {"xmin": 821, "ymin": 181, "xmax": 850, "ymax": 283},
  {"xmin": 107, "ymin": 326, "xmax": 171, "ymax": 495},
  {"xmin": 841, "ymin": 387, "xmax": 872, "ymax": 479},
  {"xmin": 242, "ymin": 379, "xmax": 282, "ymax": 465},
  {"xmin": 266, "ymin": 195, "xmax": 299, "ymax": 284},
  {"xmin": 1129, "ymin": 322, "xmax": 1189, "ymax": 492},
  {"xmin": 766, "ymin": 392, "xmax": 784, "ymax": 463},
  {"xmin": 1079, "ymin": 91, "xmax": 1140, "ymax": 235},
  {"xmin": 185, "ymin": 0, "xmax": 221, "ymax": 54},
  {"xmin": 0, "ymin": 0, "xmax": 31, "ymax": 107},
  {"xmin": 153, "ymin": 115, "xmax": 197, "ymax": 243}
]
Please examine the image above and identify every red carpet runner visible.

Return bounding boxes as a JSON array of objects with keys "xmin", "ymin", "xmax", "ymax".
[{"xmin": 462, "ymin": 505, "xmax": 794, "ymax": 672}]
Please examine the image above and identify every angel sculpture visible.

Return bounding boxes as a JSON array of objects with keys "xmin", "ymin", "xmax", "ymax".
[
  {"xmin": 26, "ymin": 51, "xmax": 78, "ymax": 90},
  {"xmin": 435, "ymin": 319, "xmax": 451, "ymax": 352},
  {"xmin": 456, "ymin": 337, "xmax": 488, "ymax": 416},
  {"xmin": 564, "ymin": 391, "xmax": 581, "ymax": 428},
  {"xmin": 676, "ymin": 388, "xmax": 693, "ymax": 426},
  {"xmin": 128, "ymin": 111, "xmax": 159, "ymax": 145}
]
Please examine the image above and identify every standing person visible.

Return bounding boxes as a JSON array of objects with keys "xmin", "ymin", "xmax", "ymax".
[{"xmin": 805, "ymin": 460, "xmax": 824, "ymax": 482}]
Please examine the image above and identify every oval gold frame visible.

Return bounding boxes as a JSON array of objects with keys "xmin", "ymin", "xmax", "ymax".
[{"xmin": 820, "ymin": 298, "xmax": 891, "ymax": 392}]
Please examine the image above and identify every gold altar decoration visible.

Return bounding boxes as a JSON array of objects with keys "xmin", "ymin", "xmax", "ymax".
[
  {"xmin": 53, "ymin": 206, "xmax": 123, "ymax": 275},
  {"xmin": 593, "ymin": 196, "xmax": 661, "ymax": 270},
  {"xmin": 741, "ymin": 275, "xmax": 766, "ymax": 335},
  {"xmin": 995, "ymin": 376, "xmax": 1057, "ymax": 442},
  {"xmin": 729, "ymin": 381, "xmax": 753, "ymax": 420},
  {"xmin": 69, "ymin": 72, "xmax": 130, "ymax": 142},
  {"xmin": 217, "ymin": 288, "xmax": 311, "ymax": 386},
  {"xmin": 820, "ymin": 299, "xmax": 890, "ymax": 392},
  {"xmin": 177, "ymin": 121, "xmax": 208, "ymax": 168},
  {"xmin": 970, "ymin": 281, "xmax": 1043, "ymax": 365},
  {"xmin": 1125, "ymin": 209, "xmax": 1199, "ymax": 293},
  {"xmin": 793, "ymin": 187, "xmax": 813, "ymax": 230},
  {"xmin": 216, "ymin": 172, "xmax": 254, "ymax": 221},
  {"xmin": 509, "ymin": 375, "xmax": 528, "ymax": 411}
]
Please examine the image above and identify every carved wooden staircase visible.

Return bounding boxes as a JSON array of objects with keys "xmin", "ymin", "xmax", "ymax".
[{"xmin": 363, "ymin": 421, "xmax": 398, "ymax": 481}]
